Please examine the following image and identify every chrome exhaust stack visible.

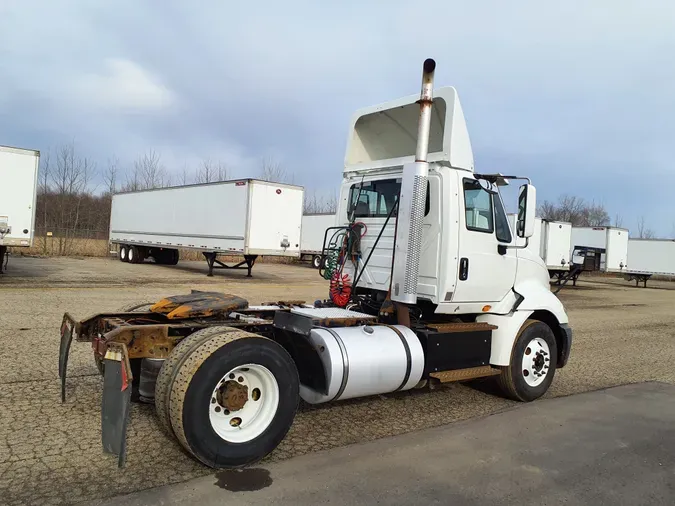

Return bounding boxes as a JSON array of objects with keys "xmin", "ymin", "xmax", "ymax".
[{"xmin": 391, "ymin": 59, "xmax": 436, "ymax": 305}]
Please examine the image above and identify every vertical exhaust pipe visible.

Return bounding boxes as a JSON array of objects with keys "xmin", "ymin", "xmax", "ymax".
[
  {"xmin": 416, "ymin": 58, "xmax": 436, "ymax": 163},
  {"xmin": 391, "ymin": 58, "xmax": 436, "ymax": 306}
]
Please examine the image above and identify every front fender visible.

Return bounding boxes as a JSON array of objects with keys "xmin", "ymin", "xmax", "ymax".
[
  {"xmin": 478, "ymin": 277, "xmax": 571, "ymax": 367},
  {"xmin": 514, "ymin": 278, "xmax": 569, "ymax": 325},
  {"xmin": 477, "ymin": 310, "xmax": 532, "ymax": 366}
]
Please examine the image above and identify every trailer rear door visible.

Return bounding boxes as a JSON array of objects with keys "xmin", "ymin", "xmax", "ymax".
[{"xmin": 605, "ymin": 228, "xmax": 628, "ymax": 272}]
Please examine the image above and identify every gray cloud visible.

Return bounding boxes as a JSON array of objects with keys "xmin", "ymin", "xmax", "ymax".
[{"xmin": 1, "ymin": 0, "xmax": 674, "ymax": 234}]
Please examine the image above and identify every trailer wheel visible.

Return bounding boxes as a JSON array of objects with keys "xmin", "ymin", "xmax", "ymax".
[
  {"xmin": 119, "ymin": 245, "xmax": 128, "ymax": 262},
  {"xmin": 154, "ymin": 326, "xmax": 239, "ymax": 437},
  {"xmin": 167, "ymin": 329, "xmax": 299, "ymax": 468},
  {"xmin": 128, "ymin": 245, "xmax": 142, "ymax": 264},
  {"xmin": 167, "ymin": 249, "xmax": 179, "ymax": 265},
  {"xmin": 497, "ymin": 320, "xmax": 557, "ymax": 402},
  {"xmin": 151, "ymin": 250, "xmax": 166, "ymax": 264},
  {"xmin": 312, "ymin": 255, "xmax": 322, "ymax": 269}
]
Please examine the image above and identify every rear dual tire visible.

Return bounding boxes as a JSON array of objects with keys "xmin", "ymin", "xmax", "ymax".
[
  {"xmin": 128, "ymin": 245, "xmax": 141, "ymax": 264},
  {"xmin": 119, "ymin": 244, "xmax": 146, "ymax": 264},
  {"xmin": 156, "ymin": 327, "xmax": 299, "ymax": 468}
]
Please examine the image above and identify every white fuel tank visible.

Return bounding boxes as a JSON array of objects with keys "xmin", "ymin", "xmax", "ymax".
[{"xmin": 299, "ymin": 324, "xmax": 425, "ymax": 404}]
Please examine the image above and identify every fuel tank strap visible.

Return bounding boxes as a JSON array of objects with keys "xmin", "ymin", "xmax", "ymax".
[
  {"xmin": 382, "ymin": 325, "xmax": 412, "ymax": 391},
  {"xmin": 320, "ymin": 327, "xmax": 350, "ymax": 402}
]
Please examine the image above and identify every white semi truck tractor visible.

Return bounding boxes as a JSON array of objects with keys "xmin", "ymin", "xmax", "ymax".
[{"xmin": 59, "ymin": 59, "xmax": 572, "ymax": 469}]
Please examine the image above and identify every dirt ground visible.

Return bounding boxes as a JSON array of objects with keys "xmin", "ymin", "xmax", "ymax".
[{"xmin": 1, "ymin": 256, "xmax": 674, "ymax": 505}]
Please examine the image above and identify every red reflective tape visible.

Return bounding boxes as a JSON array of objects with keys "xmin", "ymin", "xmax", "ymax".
[{"xmin": 121, "ymin": 361, "xmax": 129, "ymax": 392}]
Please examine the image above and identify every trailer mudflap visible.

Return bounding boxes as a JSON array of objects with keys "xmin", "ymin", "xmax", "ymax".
[
  {"xmin": 101, "ymin": 342, "xmax": 133, "ymax": 468},
  {"xmin": 58, "ymin": 313, "xmax": 77, "ymax": 403}
]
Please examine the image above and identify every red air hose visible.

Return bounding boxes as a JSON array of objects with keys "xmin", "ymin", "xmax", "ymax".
[{"xmin": 330, "ymin": 271, "xmax": 352, "ymax": 307}]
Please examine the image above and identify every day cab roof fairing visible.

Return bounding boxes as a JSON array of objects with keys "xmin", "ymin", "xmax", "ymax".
[{"xmin": 343, "ymin": 86, "xmax": 474, "ymax": 174}]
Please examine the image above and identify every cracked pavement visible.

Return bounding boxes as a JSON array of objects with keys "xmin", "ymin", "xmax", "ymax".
[{"xmin": 1, "ymin": 257, "xmax": 674, "ymax": 505}]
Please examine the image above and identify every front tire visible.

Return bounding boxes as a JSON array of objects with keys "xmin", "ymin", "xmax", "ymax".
[
  {"xmin": 497, "ymin": 320, "xmax": 557, "ymax": 402},
  {"xmin": 167, "ymin": 330, "xmax": 299, "ymax": 468}
]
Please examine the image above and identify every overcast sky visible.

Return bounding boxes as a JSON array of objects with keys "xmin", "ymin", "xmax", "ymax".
[{"xmin": 1, "ymin": 1, "xmax": 674, "ymax": 235}]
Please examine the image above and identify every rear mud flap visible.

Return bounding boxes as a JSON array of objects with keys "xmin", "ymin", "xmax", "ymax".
[
  {"xmin": 58, "ymin": 314, "xmax": 76, "ymax": 403},
  {"xmin": 101, "ymin": 343, "xmax": 133, "ymax": 468}
]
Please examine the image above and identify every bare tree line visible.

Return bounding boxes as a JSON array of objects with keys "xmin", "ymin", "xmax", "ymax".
[
  {"xmin": 538, "ymin": 195, "xmax": 611, "ymax": 227},
  {"xmin": 539, "ymin": 194, "xmax": 665, "ymax": 239},
  {"xmin": 35, "ymin": 142, "xmax": 336, "ymax": 254}
]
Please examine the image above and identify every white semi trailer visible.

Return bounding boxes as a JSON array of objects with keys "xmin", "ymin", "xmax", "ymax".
[
  {"xmin": 624, "ymin": 239, "xmax": 675, "ymax": 287},
  {"xmin": 300, "ymin": 213, "xmax": 336, "ymax": 268},
  {"xmin": 60, "ymin": 59, "xmax": 573, "ymax": 470},
  {"xmin": 109, "ymin": 179, "xmax": 304, "ymax": 277},
  {"xmin": 0, "ymin": 145, "xmax": 40, "ymax": 274},
  {"xmin": 570, "ymin": 226, "xmax": 629, "ymax": 274}
]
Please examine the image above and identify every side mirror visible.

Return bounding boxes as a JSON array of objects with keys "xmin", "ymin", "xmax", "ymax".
[{"xmin": 517, "ymin": 184, "xmax": 536, "ymax": 238}]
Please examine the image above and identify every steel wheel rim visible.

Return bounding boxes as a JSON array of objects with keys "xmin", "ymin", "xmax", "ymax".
[
  {"xmin": 522, "ymin": 337, "xmax": 551, "ymax": 387},
  {"xmin": 128, "ymin": 247, "xmax": 134, "ymax": 262},
  {"xmin": 120, "ymin": 248, "xmax": 126, "ymax": 260},
  {"xmin": 208, "ymin": 363, "xmax": 279, "ymax": 443}
]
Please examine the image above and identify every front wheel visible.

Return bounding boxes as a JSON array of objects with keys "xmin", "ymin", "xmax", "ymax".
[
  {"xmin": 167, "ymin": 329, "xmax": 299, "ymax": 468},
  {"xmin": 312, "ymin": 255, "xmax": 322, "ymax": 269},
  {"xmin": 497, "ymin": 320, "xmax": 557, "ymax": 402}
]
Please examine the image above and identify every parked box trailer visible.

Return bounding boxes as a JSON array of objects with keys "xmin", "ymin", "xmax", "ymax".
[
  {"xmin": 300, "ymin": 213, "xmax": 336, "ymax": 268},
  {"xmin": 0, "ymin": 145, "xmax": 40, "ymax": 273},
  {"xmin": 508, "ymin": 215, "xmax": 572, "ymax": 275},
  {"xmin": 624, "ymin": 239, "xmax": 675, "ymax": 287},
  {"xmin": 570, "ymin": 226, "xmax": 629, "ymax": 273},
  {"xmin": 541, "ymin": 221, "xmax": 572, "ymax": 272},
  {"xmin": 110, "ymin": 179, "xmax": 304, "ymax": 276}
]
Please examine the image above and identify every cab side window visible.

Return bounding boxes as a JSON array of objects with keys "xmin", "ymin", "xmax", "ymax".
[
  {"xmin": 463, "ymin": 179, "xmax": 494, "ymax": 233},
  {"xmin": 349, "ymin": 179, "xmax": 431, "ymax": 218},
  {"xmin": 493, "ymin": 194, "xmax": 513, "ymax": 243}
]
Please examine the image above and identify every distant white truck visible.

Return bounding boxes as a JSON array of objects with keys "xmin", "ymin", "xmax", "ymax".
[
  {"xmin": 300, "ymin": 213, "xmax": 336, "ymax": 268},
  {"xmin": 624, "ymin": 239, "xmax": 675, "ymax": 287},
  {"xmin": 0, "ymin": 145, "xmax": 40, "ymax": 274},
  {"xmin": 109, "ymin": 179, "xmax": 304, "ymax": 277},
  {"xmin": 508, "ymin": 215, "xmax": 572, "ymax": 279},
  {"xmin": 570, "ymin": 226, "xmax": 629, "ymax": 274}
]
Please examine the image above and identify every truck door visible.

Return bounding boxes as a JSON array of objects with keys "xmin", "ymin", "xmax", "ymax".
[{"xmin": 451, "ymin": 176, "xmax": 517, "ymax": 303}]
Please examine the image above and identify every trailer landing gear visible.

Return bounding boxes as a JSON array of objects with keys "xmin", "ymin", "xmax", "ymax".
[
  {"xmin": 551, "ymin": 264, "xmax": 583, "ymax": 294},
  {"xmin": 203, "ymin": 252, "xmax": 258, "ymax": 277},
  {"xmin": 624, "ymin": 273, "xmax": 651, "ymax": 288}
]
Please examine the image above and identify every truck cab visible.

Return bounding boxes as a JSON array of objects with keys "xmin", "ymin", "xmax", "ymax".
[{"xmin": 333, "ymin": 85, "xmax": 571, "ymax": 371}]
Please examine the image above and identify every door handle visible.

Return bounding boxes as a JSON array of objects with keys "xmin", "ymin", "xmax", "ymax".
[{"xmin": 459, "ymin": 257, "xmax": 469, "ymax": 281}]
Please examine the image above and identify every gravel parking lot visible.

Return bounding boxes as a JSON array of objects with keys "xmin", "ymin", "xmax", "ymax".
[{"xmin": 1, "ymin": 256, "xmax": 674, "ymax": 505}]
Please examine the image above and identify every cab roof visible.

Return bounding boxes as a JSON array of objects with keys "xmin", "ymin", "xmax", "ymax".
[{"xmin": 344, "ymin": 86, "xmax": 474, "ymax": 174}]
